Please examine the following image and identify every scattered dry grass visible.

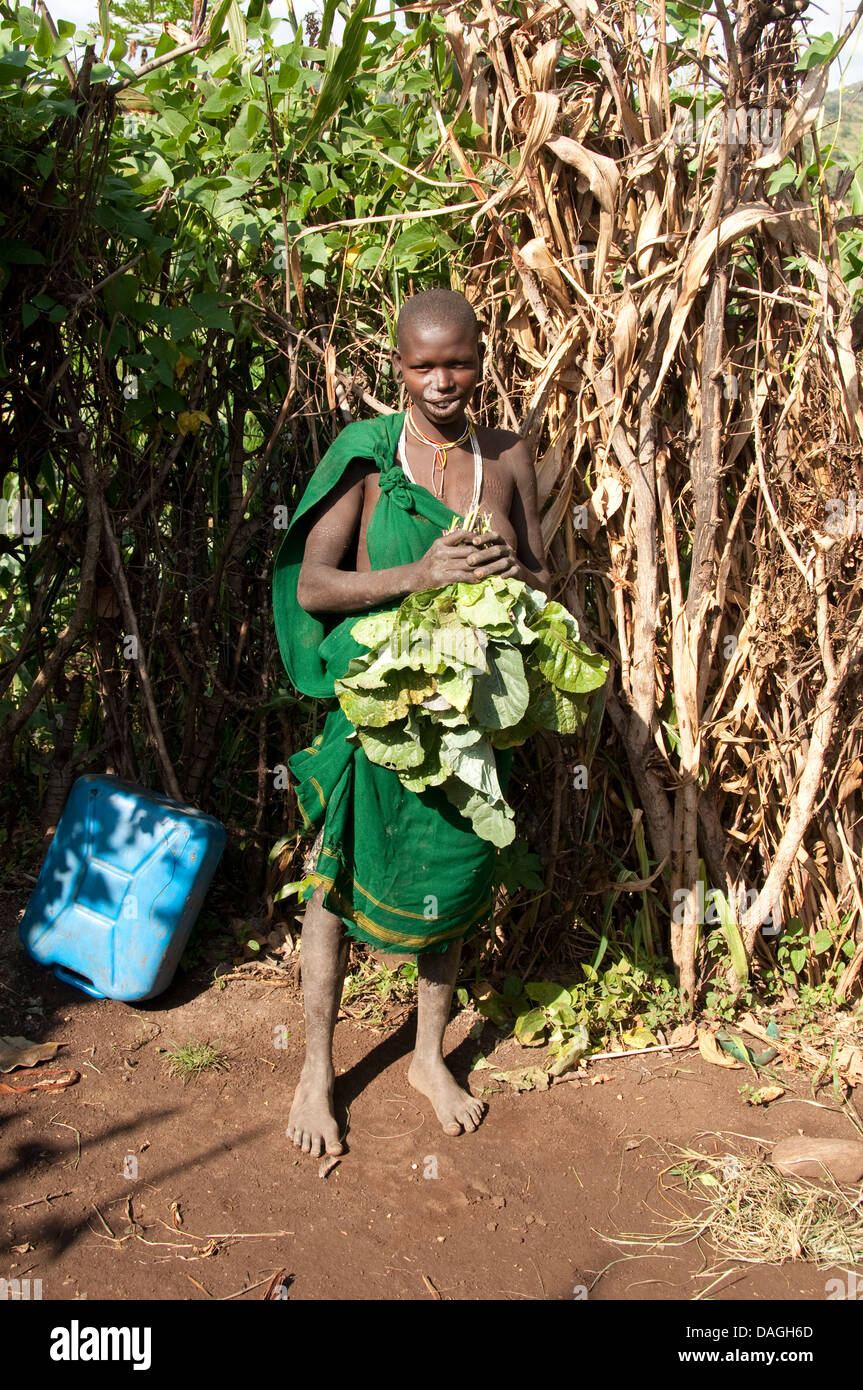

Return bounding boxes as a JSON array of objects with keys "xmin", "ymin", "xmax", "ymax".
[{"xmin": 603, "ymin": 1136, "xmax": 863, "ymax": 1273}]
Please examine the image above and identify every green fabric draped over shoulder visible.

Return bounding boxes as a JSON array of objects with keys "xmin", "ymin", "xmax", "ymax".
[{"xmin": 271, "ymin": 411, "xmax": 509, "ymax": 955}]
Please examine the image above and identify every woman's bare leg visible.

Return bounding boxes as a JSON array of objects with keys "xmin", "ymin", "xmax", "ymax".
[
  {"xmin": 408, "ymin": 939, "xmax": 485, "ymax": 1136},
  {"xmin": 286, "ymin": 885, "xmax": 350, "ymax": 1156}
]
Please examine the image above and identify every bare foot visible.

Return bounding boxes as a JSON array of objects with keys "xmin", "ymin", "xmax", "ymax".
[
  {"xmin": 408, "ymin": 1055, "xmax": 485, "ymax": 1136},
  {"xmin": 287, "ymin": 1065, "xmax": 342, "ymax": 1157}
]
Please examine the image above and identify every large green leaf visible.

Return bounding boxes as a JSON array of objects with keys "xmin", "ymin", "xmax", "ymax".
[
  {"xmin": 351, "ymin": 610, "xmax": 399, "ymax": 648},
  {"xmin": 439, "ymin": 727, "xmax": 502, "ymax": 799},
  {"xmin": 454, "ymin": 577, "xmax": 524, "ymax": 634},
  {"xmin": 488, "ymin": 670, "xmax": 556, "ymax": 748},
  {"xmin": 525, "ymin": 982, "xmax": 572, "ymax": 1009},
  {"xmin": 357, "ymin": 720, "xmax": 425, "ymax": 771},
  {"xmin": 436, "ymin": 666, "xmax": 473, "ymax": 713},
  {"xmin": 34, "ymin": 18, "xmax": 53, "ymax": 60},
  {"xmin": 226, "ymin": 0, "xmax": 247, "ymax": 53},
  {"xmin": 337, "ymin": 669, "xmax": 438, "ymax": 726},
  {"xmin": 530, "ymin": 608, "xmax": 608, "ymax": 694},
  {"xmin": 300, "ymin": 0, "xmax": 374, "ymax": 152},
  {"xmin": 319, "ymin": 0, "xmax": 340, "ymax": 46},
  {"xmin": 205, "ymin": 0, "xmax": 233, "ymax": 49},
  {"xmin": 707, "ymin": 889, "xmax": 750, "ymax": 987},
  {"xmin": 400, "ymin": 734, "xmax": 450, "ymax": 792},
  {"xmin": 226, "ymin": 101, "xmax": 266, "ymax": 152},
  {"xmin": 120, "ymin": 151, "xmax": 175, "ymax": 196},
  {"xmin": 444, "ymin": 779, "xmax": 516, "ymax": 846},
  {"xmin": 514, "ymin": 1007, "xmax": 548, "ymax": 1045},
  {"xmin": 470, "ymin": 643, "xmax": 529, "ymax": 729},
  {"xmin": 149, "ymin": 304, "xmax": 200, "ymax": 340}
]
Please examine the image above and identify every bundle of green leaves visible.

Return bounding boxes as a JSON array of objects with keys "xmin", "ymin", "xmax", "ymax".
[{"xmin": 334, "ymin": 577, "xmax": 608, "ymax": 845}]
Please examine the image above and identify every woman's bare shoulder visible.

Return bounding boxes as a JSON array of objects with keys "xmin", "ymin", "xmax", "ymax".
[{"xmin": 474, "ymin": 425, "xmax": 529, "ymax": 466}]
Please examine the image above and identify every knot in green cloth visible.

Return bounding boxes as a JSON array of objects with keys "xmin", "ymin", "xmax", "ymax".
[{"xmin": 377, "ymin": 465, "xmax": 415, "ymax": 511}]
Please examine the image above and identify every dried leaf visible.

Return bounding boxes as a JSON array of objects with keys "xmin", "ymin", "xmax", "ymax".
[
  {"xmin": 444, "ymin": 11, "xmax": 477, "ymax": 86},
  {"xmin": 324, "ymin": 344, "xmax": 337, "ymax": 413},
  {"xmin": 588, "ymin": 473, "xmax": 624, "ymax": 530},
  {"xmin": 514, "ymin": 91, "xmax": 560, "ymax": 181},
  {"xmin": 836, "ymin": 1046, "xmax": 863, "ymax": 1086},
  {"xmin": 491, "ymin": 1065, "xmax": 550, "ymax": 1092},
  {"xmin": 649, "ymin": 204, "xmax": 818, "ymax": 409},
  {"xmin": 531, "ymin": 38, "xmax": 561, "ymax": 91},
  {"xmin": 745, "ymin": 1085, "xmax": 785, "ymax": 1106},
  {"xmin": 752, "ymin": 64, "xmax": 829, "ymax": 170},
  {"xmin": 621, "ymin": 1026, "xmax": 659, "ymax": 1049},
  {"xmin": 545, "ymin": 135, "xmax": 619, "ymax": 213},
  {"xmin": 635, "ymin": 188, "xmax": 664, "ymax": 277},
  {"xmin": 519, "ymin": 236, "xmax": 569, "ymax": 306},
  {"xmin": 0, "ymin": 1069, "xmax": 79, "ymax": 1094},
  {"xmin": 548, "ymin": 1024, "xmax": 590, "ymax": 1075},
  {"xmin": 288, "ymin": 244, "xmax": 305, "ymax": 321},
  {"xmin": 697, "ymin": 1029, "xmax": 743, "ymax": 1069},
  {"xmin": 176, "ymin": 410, "xmax": 211, "ymax": 436},
  {"xmin": 837, "ymin": 758, "xmax": 863, "ymax": 806},
  {"xmin": 668, "ymin": 1022, "xmax": 697, "ymax": 1047},
  {"xmin": 612, "ymin": 288, "xmax": 638, "ymax": 399},
  {"xmin": 0, "ymin": 1036, "xmax": 63, "ymax": 1072}
]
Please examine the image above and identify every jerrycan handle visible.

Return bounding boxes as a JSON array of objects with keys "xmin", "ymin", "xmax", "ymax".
[{"xmin": 53, "ymin": 965, "xmax": 106, "ymax": 999}]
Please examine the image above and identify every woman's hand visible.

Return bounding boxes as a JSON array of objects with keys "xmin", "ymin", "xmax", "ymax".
[
  {"xmin": 410, "ymin": 529, "xmax": 480, "ymax": 588},
  {"xmin": 411, "ymin": 528, "xmax": 521, "ymax": 590},
  {"xmin": 466, "ymin": 530, "xmax": 520, "ymax": 581}
]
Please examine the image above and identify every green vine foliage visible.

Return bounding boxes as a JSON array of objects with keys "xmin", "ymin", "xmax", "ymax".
[{"xmin": 0, "ymin": 2, "xmax": 490, "ymax": 898}]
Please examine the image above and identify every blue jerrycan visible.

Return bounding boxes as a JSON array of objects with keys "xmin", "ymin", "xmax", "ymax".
[{"xmin": 20, "ymin": 773, "xmax": 227, "ymax": 1001}]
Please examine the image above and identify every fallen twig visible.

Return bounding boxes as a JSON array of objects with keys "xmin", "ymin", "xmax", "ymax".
[
  {"xmin": 551, "ymin": 1039, "xmax": 694, "ymax": 1083},
  {"xmin": 52, "ymin": 1118, "xmax": 82, "ymax": 1169},
  {"xmin": 260, "ymin": 1269, "xmax": 290, "ymax": 1301},
  {"xmin": 9, "ymin": 1191, "xmax": 72, "ymax": 1210}
]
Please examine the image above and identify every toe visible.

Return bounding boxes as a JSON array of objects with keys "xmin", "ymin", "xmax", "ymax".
[
  {"xmin": 443, "ymin": 1119, "xmax": 462, "ymax": 1137},
  {"xmin": 324, "ymin": 1124, "xmax": 344, "ymax": 1156},
  {"xmin": 301, "ymin": 1132, "xmax": 312, "ymax": 1153},
  {"xmin": 309, "ymin": 1133, "xmax": 323, "ymax": 1157}
]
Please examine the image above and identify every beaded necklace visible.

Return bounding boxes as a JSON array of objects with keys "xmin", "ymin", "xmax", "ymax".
[
  {"xmin": 398, "ymin": 413, "xmax": 483, "ymax": 517},
  {"xmin": 406, "ymin": 405, "xmax": 475, "ymax": 499}
]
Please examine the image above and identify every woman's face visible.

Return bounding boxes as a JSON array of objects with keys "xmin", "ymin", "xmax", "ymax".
[{"xmin": 392, "ymin": 320, "xmax": 481, "ymax": 431}]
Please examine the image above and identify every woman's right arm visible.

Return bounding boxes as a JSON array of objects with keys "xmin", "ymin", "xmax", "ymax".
[{"xmin": 297, "ymin": 461, "xmax": 494, "ymax": 615}]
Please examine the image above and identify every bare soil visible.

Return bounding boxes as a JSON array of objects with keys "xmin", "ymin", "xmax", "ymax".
[{"xmin": 2, "ymin": 892, "xmax": 861, "ymax": 1304}]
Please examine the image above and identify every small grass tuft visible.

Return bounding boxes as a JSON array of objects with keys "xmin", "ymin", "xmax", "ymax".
[{"xmin": 164, "ymin": 1038, "xmax": 231, "ymax": 1084}]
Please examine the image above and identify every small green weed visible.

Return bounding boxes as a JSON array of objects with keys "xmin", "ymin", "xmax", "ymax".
[
  {"xmin": 475, "ymin": 954, "xmax": 680, "ymax": 1060},
  {"xmin": 340, "ymin": 957, "xmax": 418, "ymax": 1026},
  {"xmin": 163, "ymin": 1039, "xmax": 231, "ymax": 1084},
  {"xmin": 703, "ymin": 912, "xmax": 858, "ymax": 1023}
]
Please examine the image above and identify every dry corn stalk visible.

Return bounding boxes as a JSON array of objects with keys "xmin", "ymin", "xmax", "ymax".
[{"xmin": 435, "ymin": 0, "xmax": 863, "ymax": 1008}]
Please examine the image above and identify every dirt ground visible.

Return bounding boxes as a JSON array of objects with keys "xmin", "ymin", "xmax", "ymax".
[{"xmin": 2, "ymin": 891, "xmax": 862, "ymax": 1305}]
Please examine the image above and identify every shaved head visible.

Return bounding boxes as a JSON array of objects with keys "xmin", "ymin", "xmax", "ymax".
[{"xmin": 396, "ymin": 289, "xmax": 479, "ymax": 351}]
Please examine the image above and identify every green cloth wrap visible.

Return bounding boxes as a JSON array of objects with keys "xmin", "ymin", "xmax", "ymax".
[{"xmin": 272, "ymin": 412, "xmax": 510, "ymax": 954}]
